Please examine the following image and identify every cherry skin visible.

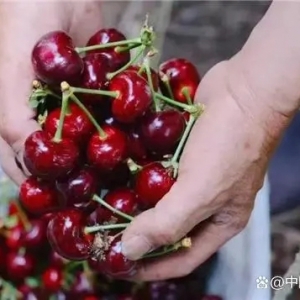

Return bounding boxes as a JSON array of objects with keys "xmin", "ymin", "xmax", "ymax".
[
  {"xmin": 87, "ymin": 125, "xmax": 128, "ymax": 172},
  {"xmin": 127, "ymin": 65, "xmax": 159, "ymax": 91},
  {"xmin": 139, "ymin": 109, "xmax": 185, "ymax": 155},
  {"xmin": 69, "ymin": 271, "xmax": 94, "ymax": 296},
  {"xmin": 159, "ymin": 58, "xmax": 200, "ymax": 104},
  {"xmin": 134, "ymin": 162, "xmax": 175, "ymax": 207},
  {"xmin": 56, "ymin": 167, "xmax": 98, "ymax": 211},
  {"xmin": 88, "ymin": 188, "xmax": 138, "ymax": 224},
  {"xmin": 42, "ymin": 267, "xmax": 63, "ymax": 292},
  {"xmin": 6, "ymin": 225, "xmax": 24, "ymax": 250},
  {"xmin": 44, "ymin": 103, "xmax": 94, "ymax": 145},
  {"xmin": 86, "ymin": 28, "xmax": 130, "ymax": 70},
  {"xmin": 31, "ymin": 31, "xmax": 83, "ymax": 86},
  {"xmin": 127, "ymin": 128, "xmax": 148, "ymax": 162},
  {"xmin": 23, "ymin": 219, "xmax": 47, "ymax": 250},
  {"xmin": 109, "ymin": 71, "xmax": 152, "ymax": 123},
  {"xmin": 47, "ymin": 208, "xmax": 93, "ymax": 260},
  {"xmin": 7, "ymin": 251, "xmax": 35, "ymax": 282},
  {"xmin": 19, "ymin": 177, "xmax": 63, "ymax": 215},
  {"xmin": 80, "ymin": 53, "xmax": 113, "ymax": 104},
  {"xmin": 49, "ymin": 251, "xmax": 69, "ymax": 269},
  {"xmin": 23, "ymin": 130, "xmax": 80, "ymax": 180}
]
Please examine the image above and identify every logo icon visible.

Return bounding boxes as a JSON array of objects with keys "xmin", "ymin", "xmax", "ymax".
[{"xmin": 256, "ymin": 276, "xmax": 269, "ymax": 289}]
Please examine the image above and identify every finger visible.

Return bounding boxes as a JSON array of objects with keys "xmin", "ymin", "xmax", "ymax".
[{"xmin": 0, "ymin": 136, "xmax": 26, "ymax": 185}]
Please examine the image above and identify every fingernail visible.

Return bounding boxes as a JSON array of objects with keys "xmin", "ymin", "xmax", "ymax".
[{"xmin": 122, "ymin": 235, "xmax": 153, "ymax": 260}]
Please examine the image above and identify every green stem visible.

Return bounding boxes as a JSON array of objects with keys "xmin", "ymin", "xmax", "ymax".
[
  {"xmin": 106, "ymin": 46, "xmax": 146, "ymax": 80},
  {"xmin": 126, "ymin": 158, "xmax": 142, "ymax": 174},
  {"xmin": 75, "ymin": 38, "xmax": 141, "ymax": 54},
  {"xmin": 64, "ymin": 261, "xmax": 83, "ymax": 272},
  {"xmin": 143, "ymin": 237, "xmax": 191, "ymax": 259},
  {"xmin": 144, "ymin": 57, "xmax": 160, "ymax": 112},
  {"xmin": 160, "ymin": 73, "xmax": 174, "ymax": 100},
  {"xmin": 181, "ymin": 87, "xmax": 193, "ymax": 105},
  {"xmin": 92, "ymin": 194, "xmax": 134, "ymax": 221},
  {"xmin": 52, "ymin": 92, "xmax": 69, "ymax": 142},
  {"xmin": 171, "ymin": 114, "xmax": 196, "ymax": 164},
  {"xmin": 69, "ymin": 94, "xmax": 107, "ymax": 138},
  {"xmin": 71, "ymin": 87, "xmax": 118, "ymax": 98},
  {"xmin": 84, "ymin": 223, "xmax": 129, "ymax": 234},
  {"xmin": 115, "ymin": 43, "xmax": 141, "ymax": 53},
  {"xmin": 15, "ymin": 202, "xmax": 31, "ymax": 231},
  {"xmin": 155, "ymin": 93, "xmax": 191, "ymax": 111}
]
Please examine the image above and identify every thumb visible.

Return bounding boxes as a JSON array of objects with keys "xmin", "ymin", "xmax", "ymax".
[{"xmin": 121, "ymin": 172, "xmax": 214, "ymax": 261}]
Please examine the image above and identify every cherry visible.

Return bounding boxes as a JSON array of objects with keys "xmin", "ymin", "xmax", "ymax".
[
  {"xmin": 70, "ymin": 271, "xmax": 94, "ymax": 296},
  {"xmin": 31, "ymin": 31, "xmax": 83, "ymax": 86},
  {"xmin": 23, "ymin": 219, "xmax": 47, "ymax": 250},
  {"xmin": 134, "ymin": 162, "xmax": 175, "ymax": 207},
  {"xmin": 89, "ymin": 188, "xmax": 138, "ymax": 224},
  {"xmin": 108, "ymin": 71, "xmax": 152, "ymax": 123},
  {"xmin": 24, "ymin": 130, "xmax": 80, "ymax": 180},
  {"xmin": 49, "ymin": 251, "xmax": 69, "ymax": 269},
  {"xmin": 19, "ymin": 177, "xmax": 63, "ymax": 215},
  {"xmin": 44, "ymin": 103, "xmax": 94, "ymax": 144},
  {"xmin": 87, "ymin": 125, "xmax": 128, "ymax": 172},
  {"xmin": 89, "ymin": 237, "xmax": 136, "ymax": 277},
  {"xmin": 6, "ymin": 225, "xmax": 23, "ymax": 250},
  {"xmin": 139, "ymin": 109, "xmax": 185, "ymax": 155},
  {"xmin": 0, "ymin": 246, "xmax": 6, "ymax": 274},
  {"xmin": 127, "ymin": 65, "xmax": 159, "ymax": 91},
  {"xmin": 159, "ymin": 58, "xmax": 200, "ymax": 104},
  {"xmin": 47, "ymin": 208, "xmax": 93, "ymax": 260},
  {"xmin": 127, "ymin": 128, "xmax": 148, "ymax": 162},
  {"xmin": 42, "ymin": 267, "xmax": 63, "ymax": 292},
  {"xmin": 7, "ymin": 251, "xmax": 35, "ymax": 282},
  {"xmin": 86, "ymin": 28, "xmax": 130, "ymax": 70},
  {"xmin": 56, "ymin": 167, "xmax": 99, "ymax": 211}
]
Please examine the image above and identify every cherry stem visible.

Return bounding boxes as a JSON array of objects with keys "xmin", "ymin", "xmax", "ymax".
[
  {"xmin": 64, "ymin": 261, "xmax": 83, "ymax": 272},
  {"xmin": 155, "ymin": 93, "xmax": 191, "ymax": 111},
  {"xmin": 171, "ymin": 114, "xmax": 196, "ymax": 165},
  {"xmin": 0, "ymin": 276, "xmax": 22, "ymax": 299},
  {"xmin": 115, "ymin": 43, "xmax": 141, "ymax": 53},
  {"xmin": 92, "ymin": 194, "xmax": 134, "ymax": 221},
  {"xmin": 106, "ymin": 46, "xmax": 146, "ymax": 80},
  {"xmin": 71, "ymin": 87, "xmax": 118, "ymax": 98},
  {"xmin": 160, "ymin": 74, "xmax": 174, "ymax": 100},
  {"xmin": 84, "ymin": 223, "xmax": 129, "ymax": 234},
  {"xmin": 69, "ymin": 93, "xmax": 107, "ymax": 139},
  {"xmin": 126, "ymin": 158, "xmax": 142, "ymax": 174},
  {"xmin": 53, "ymin": 92, "xmax": 69, "ymax": 143},
  {"xmin": 143, "ymin": 57, "xmax": 161, "ymax": 112},
  {"xmin": 75, "ymin": 38, "xmax": 141, "ymax": 54},
  {"xmin": 15, "ymin": 202, "xmax": 31, "ymax": 231},
  {"xmin": 143, "ymin": 237, "xmax": 192, "ymax": 259},
  {"xmin": 181, "ymin": 87, "xmax": 192, "ymax": 105}
]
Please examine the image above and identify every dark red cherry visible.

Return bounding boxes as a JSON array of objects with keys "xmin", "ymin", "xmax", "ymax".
[
  {"xmin": 159, "ymin": 58, "xmax": 200, "ymax": 104},
  {"xmin": 47, "ymin": 209, "xmax": 93, "ymax": 260},
  {"xmin": 56, "ymin": 167, "xmax": 98, "ymax": 211},
  {"xmin": 87, "ymin": 125, "xmax": 128, "ymax": 172},
  {"xmin": 19, "ymin": 177, "xmax": 63, "ymax": 215},
  {"xmin": 127, "ymin": 65, "xmax": 159, "ymax": 91},
  {"xmin": 89, "ymin": 237, "xmax": 136, "ymax": 277},
  {"xmin": 86, "ymin": 28, "xmax": 130, "ymax": 70},
  {"xmin": 6, "ymin": 225, "xmax": 24, "ymax": 250},
  {"xmin": 70, "ymin": 271, "xmax": 94, "ymax": 296},
  {"xmin": 44, "ymin": 103, "xmax": 94, "ymax": 144},
  {"xmin": 7, "ymin": 251, "xmax": 35, "ymax": 282},
  {"xmin": 127, "ymin": 128, "xmax": 148, "ymax": 162},
  {"xmin": 49, "ymin": 251, "xmax": 69, "ymax": 269},
  {"xmin": 80, "ymin": 53, "xmax": 113, "ymax": 104},
  {"xmin": 134, "ymin": 162, "xmax": 175, "ymax": 207},
  {"xmin": 89, "ymin": 188, "xmax": 138, "ymax": 224},
  {"xmin": 42, "ymin": 267, "xmax": 63, "ymax": 292},
  {"xmin": 139, "ymin": 109, "xmax": 185, "ymax": 155},
  {"xmin": 23, "ymin": 130, "xmax": 80, "ymax": 180},
  {"xmin": 109, "ymin": 71, "xmax": 152, "ymax": 123},
  {"xmin": 31, "ymin": 31, "xmax": 83, "ymax": 86},
  {"xmin": 23, "ymin": 219, "xmax": 47, "ymax": 250}
]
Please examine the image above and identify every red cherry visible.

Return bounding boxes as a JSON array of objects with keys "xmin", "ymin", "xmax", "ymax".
[
  {"xmin": 47, "ymin": 209, "xmax": 93, "ymax": 260},
  {"xmin": 159, "ymin": 58, "xmax": 200, "ymax": 104},
  {"xmin": 7, "ymin": 251, "xmax": 35, "ymax": 282},
  {"xmin": 19, "ymin": 177, "xmax": 63, "ymax": 215},
  {"xmin": 80, "ymin": 53, "xmax": 113, "ymax": 104},
  {"xmin": 139, "ymin": 109, "xmax": 185, "ymax": 155},
  {"xmin": 127, "ymin": 128, "xmax": 148, "ymax": 162},
  {"xmin": 134, "ymin": 162, "xmax": 175, "ymax": 207},
  {"xmin": 88, "ymin": 188, "xmax": 138, "ymax": 224},
  {"xmin": 86, "ymin": 28, "xmax": 130, "ymax": 70},
  {"xmin": 87, "ymin": 125, "xmax": 128, "ymax": 172},
  {"xmin": 70, "ymin": 271, "xmax": 94, "ymax": 296},
  {"xmin": 127, "ymin": 65, "xmax": 159, "ymax": 91},
  {"xmin": 6, "ymin": 225, "xmax": 24, "ymax": 250},
  {"xmin": 23, "ymin": 130, "xmax": 80, "ymax": 180},
  {"xmin": 42, "ymin": 267, "xmax": 63, "ymax": 292},
  {"xmin": 89, "ymin": 237, "xmax": 136, "ymax": 277},
  {"xmin": 56, "ymin": 167, "xmax": 99, "ymax": 211},
  {"xmin": 23, "ymin": 219, "xmax": 47, "ymax": 250},
  {"xmin": 44, "ymin": 103, "xmax": 94, "ymax": 144},
  {"xmin": 31, "ymin": 31, "xmax": 83, "ymax": 86},
  {"xmin": 49, "ymin": 251, "xmax": 69, "ymax": 269},
  {"xmin": 109, "ymin": 71, "xmax": 152, "ymax": 123}
]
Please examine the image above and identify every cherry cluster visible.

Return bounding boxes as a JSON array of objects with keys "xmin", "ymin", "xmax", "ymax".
[{"xmin": 0, "ymin": 19, "xmax": 222, "ymax": 299}]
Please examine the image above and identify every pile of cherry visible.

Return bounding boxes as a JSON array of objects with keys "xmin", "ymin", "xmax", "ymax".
[{"xmin": 0, "ymin": 21, "xmax": 222, "ymax": 299}]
